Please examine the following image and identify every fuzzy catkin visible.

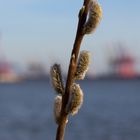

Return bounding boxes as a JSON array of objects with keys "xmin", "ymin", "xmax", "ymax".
[
  {"xmin": 75, "ymin": 51, "xmax": 90, "ymax": 80},
  {"xmin": 54, "ymin": 95, "xmax": 62, "ymax": 124},
  {"xmin": 66, "ymin": 83, "xmax": 83, "ymax": 116},
  {"xmin": 82, "ymin": 0, "xmax": 102, "ymax": 34},
  {"xmin": 50, "ymin": 64, "xmax": 65, "ymax": 95}
]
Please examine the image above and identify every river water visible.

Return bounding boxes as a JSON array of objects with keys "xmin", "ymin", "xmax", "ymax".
[{"xmin": 0, "ymin": 79, "xmax": 140, "ymax": 140}]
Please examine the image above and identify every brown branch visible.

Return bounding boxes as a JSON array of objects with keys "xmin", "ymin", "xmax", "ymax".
[{"xmin": 55, "ymin": 0, "xmax": 90, "ymax": 140}]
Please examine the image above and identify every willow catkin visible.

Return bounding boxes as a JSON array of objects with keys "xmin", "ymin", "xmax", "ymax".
[
  {"xmin": 75, "ymin": 51, "xmax": 90, "ymax": 80},
  {"xmin": 82, "ymin": 0, "xmax": 102, "ymax": 34},
  {"xmin": 54, "ymin": 95, "xmax": 62, "ymax": 124},
  {"xmin": 50, "ymin": 64, "xmax": 65, "ymax": 95},
  {"xmin": 66, "ymin": 83, "xmax": 83, "ymax": 116}
]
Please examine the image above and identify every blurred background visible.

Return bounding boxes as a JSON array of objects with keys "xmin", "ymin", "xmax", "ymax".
[{"xmin": 0, "ymin": 0, "xmax": 140, "ymax": 140}]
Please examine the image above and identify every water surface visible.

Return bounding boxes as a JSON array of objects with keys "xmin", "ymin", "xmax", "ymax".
[{"xmin": 0, "ymin": 79, "xmax": 140, "ymax": 140}]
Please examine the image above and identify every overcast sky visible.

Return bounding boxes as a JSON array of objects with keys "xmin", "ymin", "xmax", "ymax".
[{"xmin": 0, "ymin": 0, "xmax": 140, "ymax": 74}]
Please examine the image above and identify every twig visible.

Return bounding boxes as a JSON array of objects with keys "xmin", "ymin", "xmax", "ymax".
[{"xmin": 55, "ymin": 0, "xmax": 90, "ymax": 140}]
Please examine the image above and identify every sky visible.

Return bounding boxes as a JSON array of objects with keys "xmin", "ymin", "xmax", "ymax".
[{"xmin": 0, "ymin": 0, "xmax": 140, "ymax": 74}]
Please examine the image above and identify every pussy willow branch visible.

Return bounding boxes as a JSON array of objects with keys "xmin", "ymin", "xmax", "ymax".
[{"xmin": 55, "ymin": 0, "xmax": 90, "ymax": 140}]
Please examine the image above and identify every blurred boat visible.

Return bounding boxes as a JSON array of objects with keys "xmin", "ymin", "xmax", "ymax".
[
  {"xmin": 0, "ymin": 61, "xmax": 20, "ymax": 83},
  {"xmin": 0, "ymin": 33, "xmax": 21, "ymax": 83},
  {"xmin": 107, "ymin": 44, "xmax": 139, "ymax": 79}
]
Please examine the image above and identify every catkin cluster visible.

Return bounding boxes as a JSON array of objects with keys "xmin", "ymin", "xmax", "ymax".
[
  {"xmin": 50, "ymin": 51, "xmax": 90, "ymax": 124},
  {"xmin": 75, "ymin": 51, "xmax": 90, "ymax": 80},
  {"xmin": 54, "ymin": 95, "xmax": 62, "ymax": 124},
  {"xmin": 82, "ymin": 0, "xmax": 102, "ymax": 34},
  {"xmin": 50, "ymin": 64, "xmax": 64, "ymax": 95},
  {"xmin": 66, "ymin": 83, "xmax": 83, "ymax": 115}
]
